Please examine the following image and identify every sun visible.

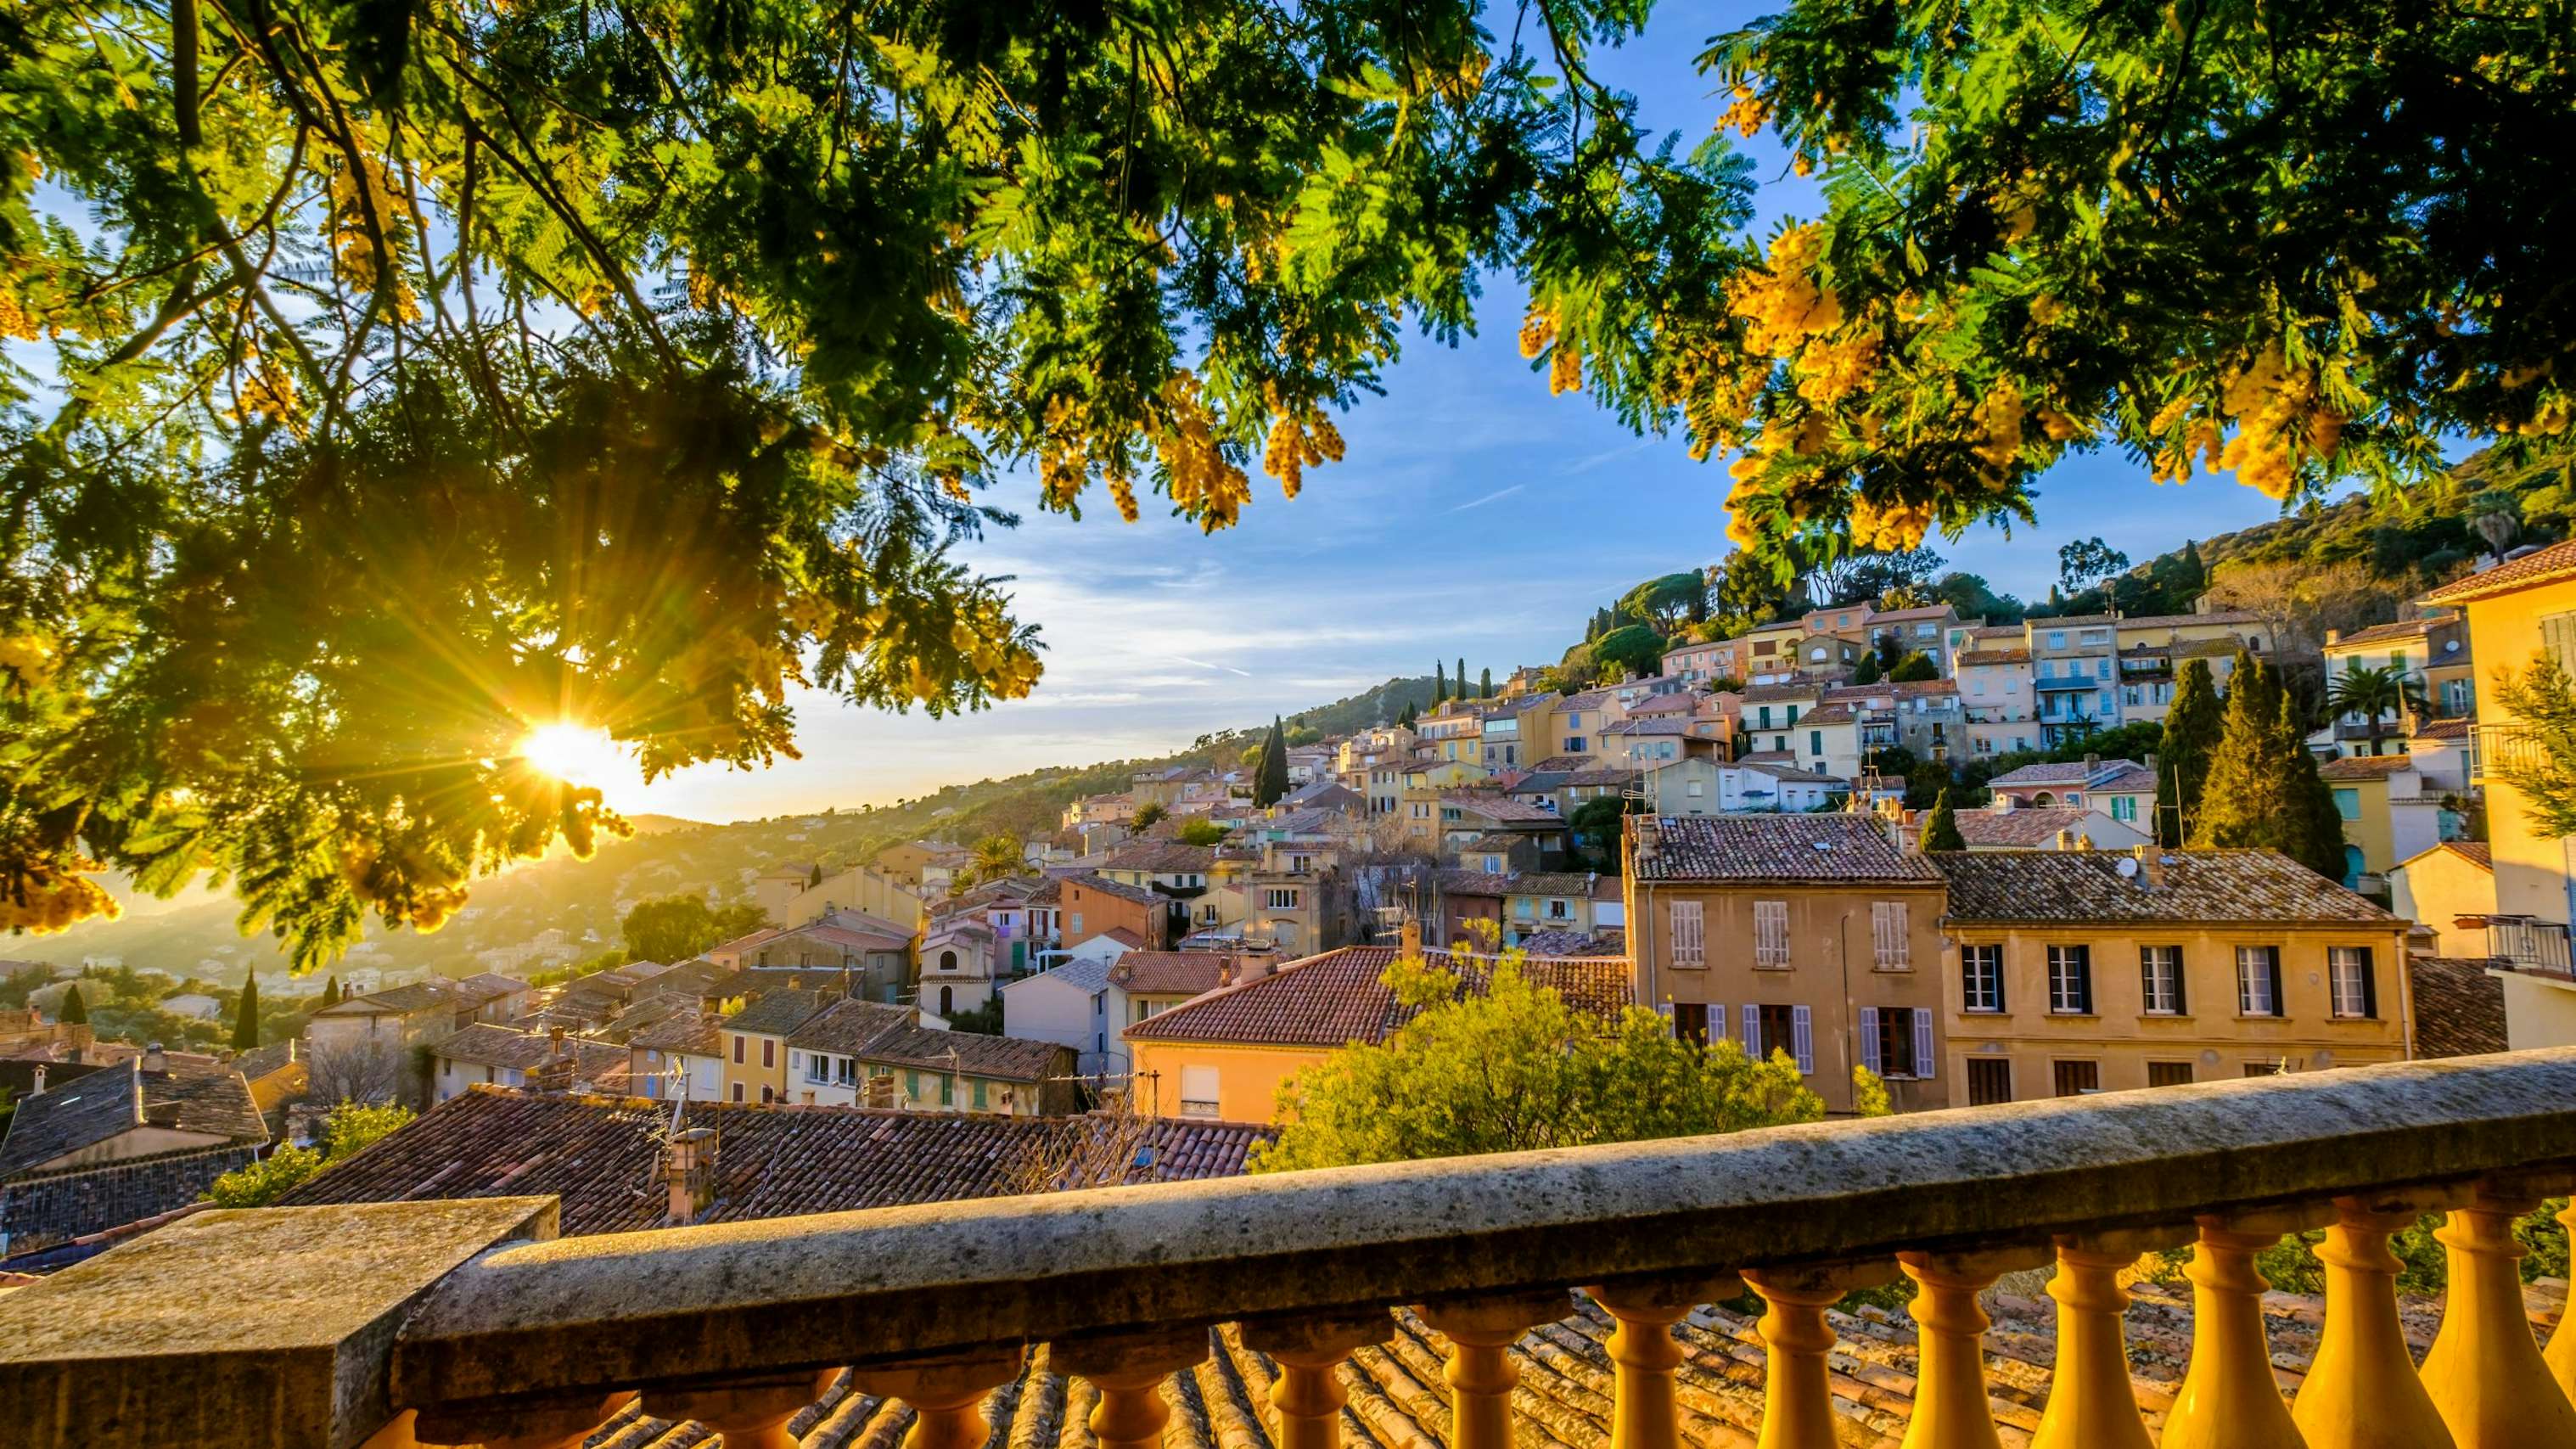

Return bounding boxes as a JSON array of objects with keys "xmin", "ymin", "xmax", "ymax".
[{"xmin": 517, "ymin": 722, "xmax": 628, "ymax": 789}]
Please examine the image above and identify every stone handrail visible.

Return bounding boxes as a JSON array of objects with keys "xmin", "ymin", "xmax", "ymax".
[{"xmin": 8, "ymin": 1050, "xmax": 2576, "ymax": 1449}]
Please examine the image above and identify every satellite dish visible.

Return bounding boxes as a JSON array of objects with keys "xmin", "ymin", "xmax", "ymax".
[{"xmin": 2115, "ymin": 856, "xmax": 2139, "ymax": 878}]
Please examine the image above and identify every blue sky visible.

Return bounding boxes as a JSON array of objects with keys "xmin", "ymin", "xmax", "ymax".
[{"xmin": 623, "ymin": 1, "xmax": 2305, "ymax": 821}]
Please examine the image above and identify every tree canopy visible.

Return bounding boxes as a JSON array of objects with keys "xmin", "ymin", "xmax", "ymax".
[
  {"xmin": 1249, "ymin": 948, "xmax": 1838, "ymax": 1171},
  {"xmin": 619, "ymin": 892, "xmax": 768, "ymax": 963},
  {"xmin": 1682, "ymin": 0, "xmax": 2575, "ymax": 568},
  {"xmin": 0, "ymin": 0, "xmax": 1752, "ymax": 964}
]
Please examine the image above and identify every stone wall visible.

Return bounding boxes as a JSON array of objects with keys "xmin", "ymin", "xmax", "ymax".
[{"xmin": 0, "ymin": 1143, "xmax": 258, "ymax": 1256}]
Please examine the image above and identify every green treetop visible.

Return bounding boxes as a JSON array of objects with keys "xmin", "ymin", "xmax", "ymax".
[
  {"xmin": 1250, "ymin": 947, "xmax": 1853, "ymax": 1172},
  {"xmin": 1920, "ymin": 789, "xmax": 1965, "ymax": 851},
  {"xmin": 2158, "ymin": 659, "xmax": 2225, "ymax": 846},
  {"xmin": 230, "ymin": 974, "xmax": 261, "ymax": 1052},
  {"xmin": 58, "ymin": 983, "xmax": 85, "ymax": 1025},
  {"xmin": 2189, "ymin": 653, "xmax": 2347, "ymax": 879},
  {"xmin": 1254, "ymin": 716, "xmax": 1291, "ymax": 808}
]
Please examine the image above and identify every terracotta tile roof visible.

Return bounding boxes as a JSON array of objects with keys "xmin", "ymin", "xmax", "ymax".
[
  {"xmin": 709, "ymin": 925, "xmax": 785, "ymax": 957},
  {"xmin": 1736, "ymin": 750, "xmax": 1797, "ymax": 764},
  {"xmin": 1625, "ymin": 694, "xmax": 1695, "ymax": 716},
  {"xmin": 1433, "ymin": 868, "xmax": 1512, "ymax": 897},
  {"xmin": 1740, "ymin": 761, "xmax": 1844, "ymax": 784},
  {"xmin": 276, "ymin": 1090, "xmax": 1268, "ymax": 1233},
  {"xmin": 2414, "ymin": 716, "xmax": 2474, "ymax": 741},
  {"xmin": 1509, "ymin": 872, "xmax": 1604, "ymax": 897},
  {"xmin": 1738, "ymin": 682, "xmax": 1821, "ymax": 703},
  {"xmin": 1441, "ymin": 794, "xmax": 1566, "ymax": 823},
  {"xmin": 724, "ymin": 990, "xmax": 833, "ymax": 1038},
  {"xmin": 626, "ymin": 1010, "xmax": 724, "ymax": 1057},
  {"xmin": 785, "ymin": 1000, "xmax": 917, "ymax": 1056},
  {"xmin": 1632, "ymin": 815, "xmax": 1940, "ymax": 885},
  {"xmin": 1865, "ymin": 604, "xmax": 1955, "ymax": 623},
  {"xmin": 431, "ymin": 1024, "xmax": 629, "ymax": 1082},
  {"xmin": 1796, "ymin": 703, "xmax": 1860, "ymax": 726},
  {"xmin": 2328, "ymin": 618, "xmax": 2433, "ymax": 649},
  {"xmin": 1930, "ymin": 848, "xmax": 2399, "ymax": 926},
  {"xmin": 1953, "ymin": 806, "xmax": 2125, "ymax": 848},
  {"xmin": 228, "ymin": 1039, "xmax": 300, "ymax": 1083},
  {"xmin": 1102, "ymin": 927, "xmax": 1148, "ymax": 948},
  {"xmin": 2118, "ymin": 609, "xmax": 2263, "ymax": 628},
  {"xmin": 1564, "ymin": 767, "xmax": 1634, "ymax": 787},
  {"xmin": 2422, "ymin": 539, "xmax": 2576, "ymax": 603},
  {"xmin": 1125, "ymin": 946, "xmax": 1632, "ymax": 1048},
  {"xmin": 1605, "ymin": 717, "xmax": 1693, "ymax": 735},
  {"xmin": 2437, "ymin": 840, "xmax": 2494, "ymax": 871},
  {"xmin": 1988, "ymin": 758, "xmax": 2147, "ymax": 787},
  {"xmin": 2319, "ymin": 755, "xmax": 2417, "ymax": 780},
  {"xmin": 1893, "ymin": 679, "xmax": 1962, "ymax": 699},
  {"xmin": 455, "ymin": 972, "xmax": 528, "ymax": 1002},
  {"xmin": 0, "ymin": 1061, "xmax": 265, "ymax": 1179},
  {"xmin": 1515, "ymin": 928, "xmax": 1627, "ymax": 958},
  {"xmin": 1060, "ymin": 873, "xmax": 1164, "ymax": 907},
  {"xmin": 1102, "ymin": 843, "xmax": 1219, "ymax": 874},
  {"xmin": 312, "ymin": 980, "xmax": 469, "ymax": 1018},
  {"xmin": 2408, "ymin": 957, "xmax": 2509, "ymax": 1058},
  {"xmin": 2034, "ymin": 613, "xmax": 2120, "ymax": 628},
  {"xmin": 1106, "ymin": 952, "xmax": 1234, "ymax": 997},
  {"xmin": 1956, "ymin": 647, "xmax": 2031, "ymax": 666},
  {"xmin": 858, "ymin": 1026, "xmax": 1071, "ymax": 1082}
]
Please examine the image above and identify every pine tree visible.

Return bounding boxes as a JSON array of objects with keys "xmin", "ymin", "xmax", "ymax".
[
  {"xmin": 1398, "ymin": 701, "xmax": 1418, "ymax": 728},
  {"xmin": 321, "ymin": 976, "xmax": 340, "ymax": 1008},
  {"xmin": 2276, "ymin": 691, "xmax": 2355, "ymax": 882},
  {"xmin": 59, "ymin": 984, "xmax": 86, "ymax": 1025},
  {"xmin": 2158, "ymin": 658, "xmax": 2225, "ymax": 846},
  {"xmin": 232, "ymin": 974, "xmax": 261, "ymax": 1051},
  {"xmin": 1255, "ymin": 716, "xmax": 1291, "ymax": 807},
  {"xmin": 2191, "ymin": 654, "xmax": 2326, "ymax": 870},
  {"xmin": 1851, "ymin": 651, "xmax": 1883, "ymax": 686},
  {"xmin": 2178, "ymin": 539, "xmax": 2208, "ymax": 597},
  {"xmin": 1434, "ymin": 661, "xmax": 1447, "ymax": 703},
  {"xmin": 1480, "ymin": 667, "xmax": 1493, "ymax": 698},
  {"xmin": 1921, "ymin": 789, "xmax": 1966, "ymax": 851}
]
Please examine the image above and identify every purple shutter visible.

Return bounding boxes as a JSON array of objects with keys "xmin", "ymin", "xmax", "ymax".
[
  {"xmin": 1792, "ymin": 1005, "xmax": 1813, "ymax": 1074},
  {"xmin": 1860, "ymin": 1006, "xmax": 1881, "ymax": 1074},
  {"xmin": 1743, "ymin": 1003, "xmax": 1761, "ymax": 1058},
  {"xmin": 1914, "ymin": 1008, "xmax": 1935, "ymax": 1081},
  {"xmin": 1711, "ymin": 1004, "xmax": 1729, "ymax": 1047}
]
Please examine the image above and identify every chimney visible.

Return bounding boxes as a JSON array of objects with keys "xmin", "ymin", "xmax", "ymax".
[
  {"xmin": 2133, "ymin": 845, "xmax": 2166, "ymax": 890},
  {"xmin": 28, "ymin": 1064, "xmax": 43, "ymax": 1096},
  {"xmin": 1400, "ymin": 914, "xmax": 1423, "ymax": 961},
  {"xmin": 1634, "ymin": 816, "xmax": 1662, "ymax": 864},
  {"xmin": 2083, "ymin": 752, "xmax": 2100, "ymax": 783},
  {"xmin": 549, "ymin": 1025, "xmax": 567, "ymax": 1047},
  {"xmin": 664, "ymin": 1126, "xmax": 718, "ymax": 1225},
  {"xmin": 141, "ymin": 1042, "xmax": 167, "ymax": 1074},
  {"xmin": 2325, "ymin": 628, "xmax": 2341, "ymax": 646},
  {"xmin": 2054, "ymin": 829, "xmax": 2075, "ymax": 851}
]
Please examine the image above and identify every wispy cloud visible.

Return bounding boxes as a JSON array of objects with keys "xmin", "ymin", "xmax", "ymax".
[
  {"xmin": 1447, "ymin": 483, "xmax": 1526, "ymax": 514},
  {"xmin": 1563, "ymin": 438, "xmax": 1658, "ymax": 475},
  {"xmin": 1176, "ymin": 655, "xmax": 1254, "ymax": 678}
]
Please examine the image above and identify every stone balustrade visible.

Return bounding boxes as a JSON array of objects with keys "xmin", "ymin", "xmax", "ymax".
[{"xmin": 9, "ymin": 1051, "xmax": 2576, "ymax": 1449}]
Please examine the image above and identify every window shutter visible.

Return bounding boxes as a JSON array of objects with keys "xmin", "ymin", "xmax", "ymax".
[
  {"xmin": 1860, "ymin": 1006, "xmax": 1882, "ymax": 1074},
  {"xmin": 2360, "ymin": 947, "xmax": 2378, "ymax": 1019},
  {"xmin": 2172, "ymin": 951, "xmax": 2187, "ymax": 1016},
  {"xmin": 1914, "ymin": 1010, "xmax": 1936, "ymax": 1081},
  {"xmin": 2079, "ymin": 952, "xmax": 2095, "ymax": 1015},
  {"xmin": 2267, "ymin": 952, "xmax": 2285, "ymax": 1019},
  {"xmin": 1743, "ymin": 1003, "xmax": 1761, "ymax": 1058},
  {"xmin": 1710, "ymin": 1004, "xmax": 1728, "ymax": 1046},
  {"xmin": 1792, "ymin": 1005, "xmax": 1814, "ymax": 1075}
]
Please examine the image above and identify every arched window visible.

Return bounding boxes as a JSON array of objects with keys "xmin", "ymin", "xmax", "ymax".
[
  {"xmin": 940, "ymin": 949, "xmax": 958, "ymax": 971},
  {"xmin": 2032, "ymin": 790, "xmax": 2055, "ymax": 806},
  {"xmin": 940, "ymin": 986, "xmax": 955, "ymax": 1014}
]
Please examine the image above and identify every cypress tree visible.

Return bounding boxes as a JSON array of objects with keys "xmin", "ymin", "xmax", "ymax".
[
  {"xmin": 1434, "ymin": 661, "xmax": 1446, "ymax": 703},
  {"xmin": 1921, "ymin": 789, "xmax": 1966, "ymax": 851},
  {"xmin": 232, "ymin": 974, "xmax": 261, "ymax": 1051},
  {"xmin": 321, "ymin": 975, "xmax": 340, "ymax": 1008},
  {"xmin": 59, "ymin": 983, "xmax": 86, "ymax": 1024},
  {"xmin": 2275, "ymin": 690, "xmax": 2354, "ymax": 881},
  {"xmin": 1456, "ymin": 659, "xmax": 1468, "ymax": 699},
  {"xmin": 1255, "ymin": 716, "xmax": 1291, "ymax": 807},
  {"xmin": 1480, "ymin": 667, "xmax": 1493, "ymax": 698},
  {"xmin": 2158, "ymin": 658, "xmax": 2225, "ymax": 846},
  {"xmin": 2191, "ymin": 654, "xmax": 2324, "ymax": 869}
]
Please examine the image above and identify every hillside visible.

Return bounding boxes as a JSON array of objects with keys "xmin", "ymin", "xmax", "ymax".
[{"xmin": 20, "ymin": 679, "xmax": 1437, "ymax": 985}]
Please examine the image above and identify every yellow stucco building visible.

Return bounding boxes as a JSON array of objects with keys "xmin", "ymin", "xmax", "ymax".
[{"xmin": 1929, "ymin": 848, "xmax": 2414, "ymax": 1102}]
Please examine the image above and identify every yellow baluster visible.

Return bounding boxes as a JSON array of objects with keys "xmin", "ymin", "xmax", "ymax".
[
  {"xmin": 2163, "ymin": 1220, "xmax": 2305, "ymax": 1449},
  {"xmin": 2294, "ymin": 1197, "xmax": 2455, "ymax": 1449},
  {"xmin": 2548, "ymin": 1202, "xmax": 2576, "ymax": 1405},
  {"xmin": 1589, "ymin": 1273, "xmax": 1741, "ymax": 1449},
  {"xmin": 2029, "ymin": 1241, "xmax": 2152, "ymax": 1449},
  {"xmin": 1054, "ymin": 1326, "xmax": 1211, "ymax": 1449},
  {"xmin": 1420, "ymin": 1290, "xmax": 1569, "ymax": 1449},
  {"xmin": 1242, "ymin": 1311, "xmax": 1395, "ymax": 1449},
  {"xmin": 1742, "ymin": 1267, "xmax": 1845, "ymax": 1449},
  {"xmin": 643, "ymin": 1369, "xmax": 841, "ymax": 1449},
  {"xmin": 2421, "ymin": 1189, "xmax": 2576, "ymax": 1449},
  {"xmin": 847, "ymin": 1347, "xmax": 1027, "ymax": 1449},
  {"xmin": 1895, "ymin": 1252, "xmax": 2012, "ymax": 1449}
]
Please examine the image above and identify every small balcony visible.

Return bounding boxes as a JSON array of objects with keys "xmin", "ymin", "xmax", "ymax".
[
  {"xmin": 2033, "ymin": 677, "xmax": 2102, "ymax": 692},
  {"xmin": 2489, "ymin": 916, "xmax": 2574, "ymax": 974},
  {"xmin": 8, "ymin": 1055, "xmax": 2576, "ymax": 1449}
]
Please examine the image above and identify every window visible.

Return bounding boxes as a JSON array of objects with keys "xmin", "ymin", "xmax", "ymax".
[
  {"xmin": 1810, "ymin": 730, "xmax": 1823, "ymax": 757},
  {"xmin": 2047, "ymin": 632, "xmax": 2066, "ymax": 649},
  {"xmin": 2046, "ymin": 945, "xmax": 2093, "ymax": 1014},
  {"xmin": 1759, "ymin": 707, "xmax": 1773, "ymax": 728},
  {"xmin": 1870, "ymin": 901, "xmax": 1911, "ymax": 969},
  {"xmin": 2544, "ymin": 611, "xmax": 2576, "ymax": 673},
  {"xmin": 761, "ymin": 1039, "xmax": 777, "ymax": 1069},
  {"xmin": 1787, "ymin": 705, "xmax": 1801, "ymax": 725},
  {"xmin": 2245, "ymin": 1060, "xmax": 2289, "ymax": 1078},
  {"xmin": 1180, "ymin": 1065, "xmax": 1221, "ymax": 1120},
  {"xmin": 2111, "ymin": 795, "xmax": 2137, "ymax": 823},
  {"xmin": 1961, "ymin": 945, "xmax": 2003, "ymax": 1013},
  {"xmin": 804, "ymin": 1053, "xmax": 830, "ymax": 1084},
  {"xmin": 1861, "ymin": 1006, "xmax": 1929, "ymax": 1079},
  {"xmin": 2147, "ymin": 1061, "xmax": 2195, "ymax": 1087},
  {"xmin": 1686, "ymin": 778, "xmax": 1704, "ymax": 797},
  {"xmin": 1547, "ymin": 898, "xmax": 1572, "ymax": 920},
  {"xmin": 938, "ymin": 1074, "xmax": 955, "ymax": 1107},
  {"xmin": 972, "ymin": 1078, "xmax": 988, "ymax": 1110},
  {"xmin": 1967, "ymin": 1059, "xmax": 2012, "ymax": 1105},
  {"xmin": 1069, "ymin": 911, "xmax": 1085, "ymax": 934},
  {"xmin": 836, "ymin": 1058, "xmax": 857, "ymax": 1087},
  {"xmin": 2052, "ymin": 1059, "xmax": 2102, "ymax": 1096},
  {"xmin": 2330, "ymin": 946, "xmax": 2377, "ymax": 1019},
  {"xmin": 1753, "ymin": 900, "xmax": 1789, "ymax": 968},
  {"xmin": 1484, "ymin": 855, "xmax": 1503, "ymax": 873},
  {"xmin": 1672, "ymin": 1002, "xmax": 1709, "ymax": 1045},
  {"xmin": 2140, "ymin": 946, "xmax": 2186, "ymax": 1015},
  {"xmin": 732, "ymin": 1081, "xmax": 745, "ymax": 1103},
  {"xmin": 1671, "ymin": 901, "xmax": 1706, "ymax": 967},
  {"xmin": 2236, "ymin": 946, "xmax": 2284, "ymax": 1017},
  {"xmin": 2332, "ymin": 788, "xmax": 2361, "ymax": 821},
  {"xmin": 732, "ymin": 1035, "xmax": 745, "ymax": 1064},
  {"xmin": 1266, "ymin": 888, "xmax": 1301, "ymax": 909},
  {"xmin": 1748, "ymin": 1003, "xmax": 1811, "ymax": 1073}
]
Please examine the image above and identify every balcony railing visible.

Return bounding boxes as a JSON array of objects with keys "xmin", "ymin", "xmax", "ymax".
[
  {"xmin": 2490, "ymin": 917, "xmax": 2575, "ymax": 974},
  {"xmin": 7, "ymin": 1053, "xmax": 2576, "ymax": 1449}
]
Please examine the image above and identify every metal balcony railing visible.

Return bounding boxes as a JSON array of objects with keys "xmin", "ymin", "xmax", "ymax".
[
  {"xmin": 7, "ymin": 1055, "xmax": 2576, "ymax": 1449},
  {"xmin": 2489, "ymin": 917, "xmax": 2574, "ymax": 974}
]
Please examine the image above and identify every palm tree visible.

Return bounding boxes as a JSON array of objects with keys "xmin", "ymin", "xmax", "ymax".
[
  {"xmin": 962, "ymin": 834, "xmax": 1024, "ymax": 888},
  {"xmin": 2323, "ymin": 662, "xmax": 2428, "ymax": 755}
]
